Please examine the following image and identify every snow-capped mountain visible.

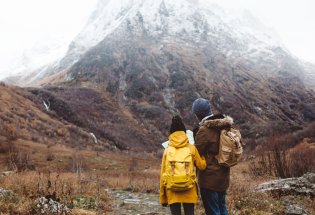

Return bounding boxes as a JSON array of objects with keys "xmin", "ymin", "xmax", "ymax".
[
  {"xmin": 60, "ymin": 0, "xmax": 286, "ymax": 71},
  {"xmin": 6, "ymin": 0, "xmax": 314, "ymax": 88},
  {"xmin": 10, "ymin": 0, "xmax": 313, "ymax": 88},
  {"xmin": 75, "ymin": 0, "xmax": 283, "ymax": 49},
  {"xmin": 5, "ymin": 0, "xmax": 314, "ymax": 150},
  {"xmin": 45, "ymin": 0, "xmax": 314, "ymax": 122}
]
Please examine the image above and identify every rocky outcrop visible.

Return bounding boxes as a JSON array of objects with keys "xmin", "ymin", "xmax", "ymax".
[
  {"xmin": 257, "ymin": 173, "xmax": 315, "ymax": 197},
  {"xmin": 34, "ymin": 197, "xmax": 69, "ymax": 214},
  {"xmin": 0, "ymin": 188, "xmax": 12, "ymax": 197},
  {"xmin": 284, "ymin": 201, "xmax": 309, "ymax": 215}
]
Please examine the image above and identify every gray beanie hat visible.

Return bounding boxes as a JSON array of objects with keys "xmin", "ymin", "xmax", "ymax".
[{"xmin": 192, "ymin": 98, "xmax": 212, "ymax": 121}]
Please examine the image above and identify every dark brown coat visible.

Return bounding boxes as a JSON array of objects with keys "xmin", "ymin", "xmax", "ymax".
[{"xmin": 195, "ymin": 114, "xmax": 233, "ymax": 191}]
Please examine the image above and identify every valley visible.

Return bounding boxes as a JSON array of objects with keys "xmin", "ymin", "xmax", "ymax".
[{"xmin": 1, "ymin": 0, "xmax": 315, "ymax": 214}]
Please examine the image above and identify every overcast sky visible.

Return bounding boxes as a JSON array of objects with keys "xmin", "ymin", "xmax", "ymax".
[
  {"xmin": 216, "ymin": 0, "xmax": 315, "ymax": 63},
  {"xmin": 0, "ymin": 0, "xmax": 314, "ymax": 79},
  {"xmin": 0, "ymin": 0, "xmax": 96, "ymax": 53},
  {"xmin": 0, "ymin": 0, "xmax": 97, "ymax": 79}
]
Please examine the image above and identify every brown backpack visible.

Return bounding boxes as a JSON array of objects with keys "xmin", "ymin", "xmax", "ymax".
[{"xmin": 215, "ymin": 127, "xmax": 243, "ymax": 167}]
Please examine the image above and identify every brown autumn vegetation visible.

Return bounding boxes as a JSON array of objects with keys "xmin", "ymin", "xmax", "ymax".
[
  {"xmin": 1, "ymin": 83, "xmax": 314, "ymax": 214},
  {"xmin": 249, "ymin": 143, "xmax": 315, "ymax": 179},
  {"xmin": 0, "ymin": 84, "xmax": 113, "ymax": 151},
  {"xmin": 0, "ymin": 133, "xmax": 314, "ymax": 214},
  {"xmin": 0, "ymin": 145, "xmax": 314, "ymax": 214},
  {"xmin": 28, "ymin": 87, "xmax": 161, "ymax": 151},
  {"xmin": 248, "ymin": 122, "xmax": 315, "ymax": 178},
  {"xmin": 0, "ymin": 137, "xmax": 160, "ymax": 214}
]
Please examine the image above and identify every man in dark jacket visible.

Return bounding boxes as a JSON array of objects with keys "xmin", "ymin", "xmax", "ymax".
[{"xmin": 192, "ymin": 98, "xmax": 234, "ymax": 215}]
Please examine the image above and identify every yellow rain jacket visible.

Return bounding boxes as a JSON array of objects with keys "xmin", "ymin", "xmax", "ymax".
[{"xmin": 159, "ymin": 131, "xmax": 206, "ymax": 205}]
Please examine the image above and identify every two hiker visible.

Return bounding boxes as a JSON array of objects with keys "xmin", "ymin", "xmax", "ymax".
[{"xmin": 160, "ymin": 98, "xmax": 238, "ymax": 215}]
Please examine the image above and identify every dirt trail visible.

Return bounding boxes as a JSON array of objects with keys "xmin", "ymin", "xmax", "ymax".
[{"xmin": 108, "ymin": 189, "xmax": 170, "ymax": 215}]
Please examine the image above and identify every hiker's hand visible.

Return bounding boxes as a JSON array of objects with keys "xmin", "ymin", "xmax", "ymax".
[{"xmin": 162, "ymin": 203, "xmax": 167, "ymax": 207}]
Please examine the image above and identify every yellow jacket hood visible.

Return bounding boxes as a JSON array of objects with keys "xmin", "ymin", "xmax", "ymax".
[{"xmin": 168, "ymin": 131, "xmax": 189, "ymax": 148}]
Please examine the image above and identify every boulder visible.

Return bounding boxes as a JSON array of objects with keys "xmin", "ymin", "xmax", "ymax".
[
  {"xmin": 285, "ymin": 204, "xmax": 308, "ymax": 215},
  {"xmin": 257, "ymin": 173, "xmax": 315, "ymax": 197},
  {"xmin": 34, "ymin": 197, "xmax": 69, "ymax": 214},
  {"xmin": 0, "ymin": 188, "xmax": 12, "ymax": 197}
]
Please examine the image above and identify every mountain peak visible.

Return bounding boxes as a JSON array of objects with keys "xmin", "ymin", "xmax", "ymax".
[
  {"xmin": 67, "ymin": 0, "xmax": 281, "ymax": 61},
  {"xmin": 5, "ymin": 0, "xmax": 314, "ymax": 91},
  {"xmin": 3, "ymin": 0, "xmax": 314, "ymax": 153}
]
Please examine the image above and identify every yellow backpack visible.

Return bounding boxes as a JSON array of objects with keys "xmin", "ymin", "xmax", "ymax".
[
  {"xmin": 163, "ymin": 145, "xmax": 196, "ymax": 192},
  {"xmin": 215, "ymin": 127, "xmax": 243, "ymax": 167}
]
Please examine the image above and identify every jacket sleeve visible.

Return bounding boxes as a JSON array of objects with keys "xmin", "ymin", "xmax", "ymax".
[
  {"xmin": 195, "ymin": 127, "xmax": 211, "ymax": 156},
  {"xmin": 193, "ymin": 146, "xmax": 206, "ymax": 171},
  {"xmin": 159, "ymin": 149, "xmax": 167, "ymax": 204}
]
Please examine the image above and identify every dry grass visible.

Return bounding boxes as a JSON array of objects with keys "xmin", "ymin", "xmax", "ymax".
[
  {"xmin": 0, "ymin": 171, "xmax": 111, "ymax": 214},
  {"xmin": 0, "ymin": 135, "xmax": 314, "ymax": 214},
  {"xmin": 103, "ymin": 170, "xmax": 160, "ymax": 193},
  {"xmin": 0, "ymin": 139, "xmax": 161, "ymax": 214},
  {"xmin": 232, "ymin": 161, "xmax": 315, "ymax": 215},
  {"xmin": 0, "ymin": 144, "xmax": 314, "ymax": 214}
]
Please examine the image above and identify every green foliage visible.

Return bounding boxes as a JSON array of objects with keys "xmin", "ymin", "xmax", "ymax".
[
  {"xmin": 0, "ymin": 190, "xmax": 19, "ymax": 204},
  {"xmin": 71, "ymin": 196, "xmax": 96, "ymax": 209},
  {"xmin": 0, "ymin": 190, "xmax": 22, "ymax": 214}
]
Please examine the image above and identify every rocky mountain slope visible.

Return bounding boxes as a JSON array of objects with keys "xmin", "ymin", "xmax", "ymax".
[
  {"xmin": 7, "ymin": 0, "xmax": 315, "ymax": 88},
  {"xmin": 0, "ymin": 83, "xmax": 114, "ymax": 151},
  {"xmin": 0, "ymin": 82, "xmax": 160, "ymax": 151},
  {"xmin": 2, "ymin": 0, "xmax": 315, "ymax": 151}
]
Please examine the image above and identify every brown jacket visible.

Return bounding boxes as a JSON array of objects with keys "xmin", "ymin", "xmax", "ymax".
[{"xmin": 195, "ymin": 114, "xmax": 233, "ymax": 192}]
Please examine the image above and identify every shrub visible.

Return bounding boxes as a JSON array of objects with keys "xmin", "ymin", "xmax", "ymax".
[
  {"xmin": 249, "ymin": 153, "xmax": 274, "ymax": 177},
  {"xmin": 0, "ymin": 141, "xmax": 15, "ymax": 154},
  {"xmin": 0, "ymin": 172, "xmax": 110, "ymax": 213},
  {"xmin": 2, "ymin": 124, "xmax": 18, "ymax": 141},
  {"xmin": 227, "ymin": 177, "xmax": 275, "ymax": 214},
  {"xmin": 46, "ymin": 151, "xmax": 56, "ymax": 161},
  {"xmin": 287, "ymin": 147, "xmax": 315, "ymax": 177},
  {"xmin": 249, "ymin": 145, "xmax": 315, "ymax": 178},
  {"xmin": 6, "ymin": 149, "xmax": 35, "ymax": 172},
  {"xmin": 68, "ymin": 153, "xmax": 87, "ymax": 175}
]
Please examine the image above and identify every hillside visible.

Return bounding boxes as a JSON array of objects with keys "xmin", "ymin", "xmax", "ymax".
[
  {"xmin": 29, "ymin": 86, "xmax": 159, "ymax": 151},
  {"xmin": 0, "ymin": 1, "xmax": 314, "ymax": 214},
  {"xmin": 2, "ymin": 0, "xmax": 315, "ymax": 152},
  {"xmin": 0, "ymin": 83, "xmax": 112, "ymax": 152}
]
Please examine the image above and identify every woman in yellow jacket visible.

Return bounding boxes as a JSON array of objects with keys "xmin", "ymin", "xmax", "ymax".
[{"xmin": 160, "ymin": 116, "xmax": 206, "ymax": 215}]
